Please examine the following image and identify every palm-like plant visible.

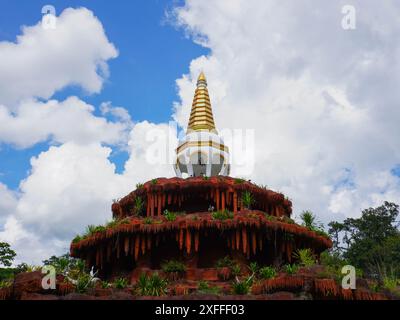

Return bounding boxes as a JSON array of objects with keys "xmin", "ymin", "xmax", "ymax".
[
  {"xmin": 293, "ymin": 248, "xmax": 316, "ymax": 267},
  {"xmin": 134, "ymin": 197, "xmax": 144, "ymax": 216},
  {"xmin": 242, "ymin": 191, "xmax": 254, "ymax": 209},
  {"xmin": 300, "ymin": 211, "xmax": 316, "ymax": 229}
]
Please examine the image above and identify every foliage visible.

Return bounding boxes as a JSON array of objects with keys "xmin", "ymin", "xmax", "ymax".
[
  {"xmin": 163, "ymin": 210, "xmax": 177, "ymax": 222},
  {"xmin": 300, "ymin": 211, "xmax": 316, "ymax": 229},
  {"xmin": 241, "ymin": 191, "xmax": 254, "ymax": 209},
  {"xmin": 136, "ymin": 273, "xmax": 168, "ymax": 296},
  {"xmin": 231, "ymin": 275, "xmax": 254, "ymax": 295},
  {"xmin": 234, "ymin": 178, "xmax": 245, "ymax": 184},
  {"xmin": 383, "ymin": 277, "xmax": 399, "ymax": 294},
  {"xmin": 231, "ymin": 264, "xmax": 242, "ymax": 277},
  {"xmin": 43, "ymin": 254, "xmax": 70, "ymax": 274},
  {"xmin": 114, "ymin": 277, "xmax": 128, "ymax": 289},
  {"xmin": 151, "ymin": 178, "xmax": 158, "ymax": 185},
  {"xmin": 0, "ymin": 242, "xmax": 16, "ymax": 267},
  {"xmin": 211, "ymin": 209, "xmax": 234, "ymax": 220},
  {"xmin": 284, "ymin": 264, "xmax": 299, "ymax": 275},
  {"xmin": 197, "ymin": 280, "xmax": 221, "ymax": 295},
  {"xmin": 75, "ymin": 272, "xmax": 98, "ymax": 293},
  {"xmin": 135, "ymin": 182, "xmax": 144, "ymax": 189},
  {"xmin": 133, "ymin": 196, "xmax": 144, "ymax": 216},
  {"xmin": 0, "ymin": 268, "xmax": 16, "ymax": 282},
  {"xmin": 328, "ymin": 202, "xmax": 400, "ymax": 279},
  {"xmin": 161, "ymin": 260, "xmax": 186, "ymax": 273},
  {"xmin": 259, "ymin": 266, "xmax": 277, "ymax": 279},
  {"xmin": 299, "ymin": 211, "xmax": 329, "ymax": 238},
  {"xmin": 248, "ymin": 262, "xmax": 259, "ymax": 275},
  {"xmin": 101, "ymin": 281, "xmax": 112, "ymax": 289},
  {"xmin": 293, "ymin": 248, "xmax": 316, "ymax": 267},
  {"xmin": 0, "ymin": 279, "xmax": 13, "ymax": 288},
  {"xmin": 143, "ymin": 217, "xmax": 153, "ymax": 225},
  {"xmin": 216, "ymin": 256, "xmax": 235, "ymax": 269}
]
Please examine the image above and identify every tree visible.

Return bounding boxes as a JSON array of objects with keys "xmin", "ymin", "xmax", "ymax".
[
  {"xmin": 0, "ymin": 242, "xmax": 16, "ymax": 267},
  {"xmin": 328, "ymin": 201, "xmax": 400, "ymax": 279}
]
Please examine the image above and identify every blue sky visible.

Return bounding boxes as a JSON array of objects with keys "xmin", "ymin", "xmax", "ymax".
[{"xmin": 0, "ymin": 0, "xmax": 207, "ymax": 189}]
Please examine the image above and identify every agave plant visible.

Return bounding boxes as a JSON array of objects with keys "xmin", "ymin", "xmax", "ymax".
[
  {"xmin": 231, "ymin": 275, "xmax": 254, "ymax": 295},
  {"xmin": 137, "ymin": 273, "xmax": 168, "ymax": 296}
]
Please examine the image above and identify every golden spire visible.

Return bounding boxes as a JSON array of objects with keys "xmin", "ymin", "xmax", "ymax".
[{"xmin": 187, "ymin": 72, "xmax": 216, "ymax": 132}]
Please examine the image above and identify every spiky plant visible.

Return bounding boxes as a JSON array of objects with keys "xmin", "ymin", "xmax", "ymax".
[
  {"xmin": 134, "ymin": 196, "xmax": 144, "ymax": 216},
  {"xmin": 293, "ymin": 248, "xmax": 316, "ymax": 267},
  {"xmin": 231, "ymin": 275, "xmax": 254, "ymax": 295},
  {"xmin": 284, "ymin": 264, "xmax": 299, "ymax": 275},
  {"xmin": 114, "ymin": 277, "xmax": 128, "ymax": 289},
  {"xmin": 259, "ymin": 266, "xmax": 277, "ymax": 279},
  {"xmin": 241, "ymin": 191, "xmax": 254, "ymax": 209}
]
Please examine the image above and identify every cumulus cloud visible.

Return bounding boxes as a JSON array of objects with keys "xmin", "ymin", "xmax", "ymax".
[
  {"xmin": 0, "ymin": 97, "xmax": 132, "ymax": 148},
  {"xmin": 0, "ymin": 183, "xmax": 17, "ymax": 226},
  {"xmin": 0, "ymin": 7, "xmax": 118, "ymax": 106},
  {"xmin": 172, "ymin": 0, "xmax": 400, "ymax": 223}
]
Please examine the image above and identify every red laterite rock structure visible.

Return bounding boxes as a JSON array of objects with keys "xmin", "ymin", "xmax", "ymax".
[{"xmin": 70, "ymin": 176, "xmax": 332, "ymax": 281}]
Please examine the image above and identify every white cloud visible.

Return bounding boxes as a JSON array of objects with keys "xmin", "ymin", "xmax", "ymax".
[
  {"xmin": 0, "ymin": 97, "xmax": 132, "ymax": 148},
  {"xmin": 0, "ymin": 7, "xmax": 118, "ymax": 106},
  {"xmin": 0, "ymin": 183, "xmax": 17, "ymax": 226},
  {"xmin": 172, "ymin": 0, "xmax": 400, "ymax": 224}
]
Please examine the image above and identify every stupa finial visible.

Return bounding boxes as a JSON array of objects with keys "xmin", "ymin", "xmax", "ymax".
[{"xmin": 187, "ymin": 72, "xmax": 216, "ymax": 132}]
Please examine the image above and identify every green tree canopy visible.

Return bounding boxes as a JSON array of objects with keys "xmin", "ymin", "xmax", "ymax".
[
  {"xmin": 328, "ymin": 201, "xmax": 400, "ymax": 279},
  {"xmin": 0, "ymin": 242, "xmax": 16, "ymax": 267}
]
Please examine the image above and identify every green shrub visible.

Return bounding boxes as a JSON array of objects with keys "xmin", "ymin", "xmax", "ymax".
[
  {"xmin": 137, "ymin": 273, "xmax": 168, "ymax": 296},
  {"xmin": 211, "ymin": 209, "xmax": 234, "ymax": 220},
  {"xmin": 151, "ymin": 179, "xmax": 158, "ymax": 185},
  {"xmin": 143, "ymin": 217, "xmax": 153, "ymax": 225},
  {"xmin": 284, "ymin": 264, "xmax": 299, "ymax": 275},
  {"xmin": 135, "ymin": 182, "xmax": 144, "ymax": 189},
  {"xmin": 161, "ymin": 260, "xmax": 186, "ymax": 273},
  {"xmin": 72, "ymin": 235, "xmax": 83, "ymax": 243},
  {"xmin": 231, "ymin": 264, "xmax": 242, "ymax": 277},
  {"xmin": 75, "ymin": 273, "xmax": 96, "ymax": 293},
  {"xmin": 114, "ymin": 277, "xmax": 128, "ymax": 289},
  {"xmin": 232, "ymin": 276, "xmax": 254, "ymax": 295},
  {"xmin": 259, "ymin": 266, "xmax": 277, "ymax": 279},
  {"xmin": 241, "ymin": 191, "xmax": 254, "ymax": 209},
  {"xmin": 106, "ymin": 219, "xmax": 119, "ymax": 228},
  {"xmin": 0, "ymin": 279, "xmax": 12, "ymax": 289},
  {"xmin": 248, "ymin": 262, "xmax": 259, "ymax": 275},
  {"xmin": 134, "ymin": 197, "xmax": 144, "ymax": 216},
  {"xmin": 101, "ymin": 281, "xmax": 112, "ymax": 289},
  {"xmin": 383, "ymin": 277, "xmax": 399, "ymax": 292},
  {"xmin": 216, "ymin": 256, "xmax": 235, "ymax": 269},
  {"xmin": 85, "ymin": 225, "xmax": 106, "ymax": 237},
  {"xmin": 197, "ymin": 280, "xmax": 221, "ymax": 295},
  {"xmin": 163, "ymin": 210, "xmax": 177, "ymax": 222},
  {"xmin": 234, "ymin": 178, "xmax": 245, "ymax": 184},
  {"xmin": 293, "ymin": 248, "xmax": 316, "ymax": 267}
]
